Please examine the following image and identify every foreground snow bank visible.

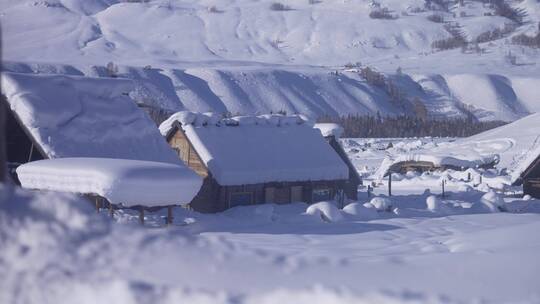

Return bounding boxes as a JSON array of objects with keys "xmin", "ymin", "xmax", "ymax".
[{"xmin": 17, "ymin": 158, "xmax": 203, "ymax": 207}]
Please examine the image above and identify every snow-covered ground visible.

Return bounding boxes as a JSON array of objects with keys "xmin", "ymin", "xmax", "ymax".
[{"xmin": 2, "ymin": 180, "xmax": 539, "ymax": 304}]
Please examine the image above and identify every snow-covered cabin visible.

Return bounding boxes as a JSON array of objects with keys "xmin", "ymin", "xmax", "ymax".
[
  {"xmin": 160, "ymin": 112, "xmax": 359, "ymax": 212},
  {"xmin": 1, "ymin": 72, "xmax": 182, "ymax": 180},
  {"xmin": 512, "ymin": 145, "xmax": 540, "ymax": 199}
]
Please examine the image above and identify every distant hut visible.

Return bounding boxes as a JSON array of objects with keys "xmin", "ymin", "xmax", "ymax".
[{"xmin": 160, "ymin": 112, "xmax": 359, "ymax": 213}]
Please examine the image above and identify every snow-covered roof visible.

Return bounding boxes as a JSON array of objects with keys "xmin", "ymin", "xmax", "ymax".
[
  {"xmin": 16, "ymin": 158, "xmax": 203, "ymax": 207},
  {"xmin": 314, "ymin": 123, "xmax": 344, "ymax": 138},
  {"xmin": 376, "ymin": 153, "xmax": 499, "ymax": 180},
  {"xmin": 462, "ymin": 113, "xmax": 540, "ymax": 184},
  {"xmin": 1, "ymin": 72, "xmax": 180, "ymax": 164},
  {"xmin": 160, "ymin": 111, "xmax": 349, "ymax": 185}
]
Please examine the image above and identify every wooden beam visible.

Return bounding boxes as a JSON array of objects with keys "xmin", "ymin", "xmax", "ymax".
[
  {"xmin": 167, "ymin": 206, "xmax": 173, "ymax": 226},
  {"xmin": 0, "ymin": 96, "xmax": 6, "ymax": 183},
  {"xmin": 139, "ymin": 209, "xmax": 145, "ymax": 225},
  {"xmin": 388, "ymin": 173, "xmax": 392, "ymax": 196}
]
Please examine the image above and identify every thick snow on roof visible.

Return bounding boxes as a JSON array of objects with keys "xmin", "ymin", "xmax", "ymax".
[
  {"xmin": 373, "ymin": 113, "xmax": 540, "ymax": 183},
  {"xmin": 314, "ymin": 123, "xmax": 344, "ymax": 138},
  {"xmin": 16, "ymin": 158, "xmax": 203, "ymax": 207},
  {"xmin": 161, "ymin": 112, "xmax": 349, "ymax": 185},
  {"xmin": 376, "ymin": 153, "xmax": 499, "ymax": 180},
  {"xmin": 2, "ymin": 72, "xmax": 180, "ymax": 164}
]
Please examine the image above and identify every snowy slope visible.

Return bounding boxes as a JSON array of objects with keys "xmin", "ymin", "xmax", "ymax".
[{"xmin": 1, "ymin": 0, "xmax": 539, "ymax": 121}]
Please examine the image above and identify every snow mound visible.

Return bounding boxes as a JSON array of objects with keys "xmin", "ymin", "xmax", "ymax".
[
  {"xmin": 426, "ymin": 195, "xmax": 450, "ymax": 213},
  {"xmin": 16, "ymin": 158, "xmax": 203, "ymax": 207},
  {"xmin": 480, "ymin": 191, "xmax": 507, "ymax": 212},
  {"xmin": 306, "ymin": 201, "xmax": 344, "ymax": 222},
  {"xmin": 342, "ymin": 202, "xmax": 379, "ymax": 220},
  {"xmin": 367, "ymin": 197, "xmax": 394, "ymax": 212}
]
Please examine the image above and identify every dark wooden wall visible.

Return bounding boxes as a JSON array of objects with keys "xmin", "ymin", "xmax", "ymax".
[
  {"xmin": 327, "ymin": 136, "xmax": 361, "ymax": 200},
  {"xmin": 169, "ymin": 127, "xmax": 208, "ymax": 177},
  {"xmin": 524, "ymin": 178, "xmax": 540, "ymax": 199}
]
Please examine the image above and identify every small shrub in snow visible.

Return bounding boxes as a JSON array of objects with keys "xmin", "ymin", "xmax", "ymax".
[
  {"xmin": 367, "ymin": 197, "xmax": 393, "ymax": 212},
  {"xmin": 342, "ymin": 202, "xmax": 378, "ymax": 220},
  {"xmin": 306, "ymin": 201, "xmax": 344, "ymax": 222},
  {"xmin": 481, "ymin": 190, "xmax": 507, "ymax": 212},
  {"xmin": 207, "ymin": 6, "xmax": 223, "ymax": 13},
  {"xmin": 270, "ymin": 2, "xmax": 291, "ymax": 11},
  {"xmin": 369, "ymin": 8, "xmax": 397, "ymax": 20},
  {"xmin": 427, "ymin": 14, "xmax": 445, "ymax": 23}
]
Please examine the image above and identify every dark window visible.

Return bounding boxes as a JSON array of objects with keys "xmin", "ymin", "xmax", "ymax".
[
  {"xmin": 229, "ymin": 192, "xmax": 253, "ymax": 208},
  {"xmin": 312, "ymin": 188, "xmax": 331, "ymax": 202}
]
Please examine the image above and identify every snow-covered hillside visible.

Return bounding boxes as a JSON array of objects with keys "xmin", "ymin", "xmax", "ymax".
[{"xmin": 2, "ymin": 0, "xmax": 539, "ymax": 120}]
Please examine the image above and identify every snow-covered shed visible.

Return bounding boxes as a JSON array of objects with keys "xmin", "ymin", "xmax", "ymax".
[
  {"xmin": 160, "ymin": 112, "xmax": 356, "ymax": 212},
  {"xmin": 376, "ymin": 153, "xmax": 499, "ymax": 180},
  {"xmin": 1, "ymin": 72, "xmax": 182, "ymax": 175},
  {"xmin": 512, "ymin": 145, "xmax": 540, "ymax": 198},
  {"xmin": 16, "ymin": 158, "xmax": 202, "ymax": 208}
]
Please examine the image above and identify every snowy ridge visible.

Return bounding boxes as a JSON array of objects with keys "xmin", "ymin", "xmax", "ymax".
[{"xmin": 4, "ymin": 62, "xmax": 539, "ymax": 122}]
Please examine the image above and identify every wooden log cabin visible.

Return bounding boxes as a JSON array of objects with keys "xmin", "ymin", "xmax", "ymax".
[
  {"xmin": 160, "ymin": 113, "xmax": 360, "ymax": 213},
  {"xmin": 517, "ymin": 153, "xmax": 540, "ymax": 199}
]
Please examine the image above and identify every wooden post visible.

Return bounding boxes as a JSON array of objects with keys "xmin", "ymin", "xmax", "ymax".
[
  {"xmin": 109, "ymin": 203, "xmax": 114, "ymax": 218},
  {"xmin": 95, "ymin": 197, "xmax": 100, "ymax": 213},
  {"xmin": 367, "ymin": 185, "xmax": 372, "ymax": 198},
  {"xmin": 166, "ymin": 206, "xmax": 173, "ymax": 226},
  {"xmin": 467, "ymin": 172, "xmax": 471, "ymax": 182},
  {"xmin": 479, "ymin": 174, "xmax": 483, "ymax": 184},
  {"xmin": 139, "ymin": 209, "xmax": 145, "ymax": 225},
  {"xmin": 388, "ymin": 173, "xmax": 392, "ymax": 197},
  {"xmin": 441, "ymin": 179, "xmax": 446, "ymax": 198}
]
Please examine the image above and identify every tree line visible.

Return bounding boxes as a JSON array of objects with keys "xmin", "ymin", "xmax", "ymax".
[{"xmin": 317, "ymin": 114, "xmax": 507, "ymax": 138}]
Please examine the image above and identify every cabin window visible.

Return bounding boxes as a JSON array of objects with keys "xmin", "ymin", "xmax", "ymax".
[
  {"xmin": 312, "ymin": 188, "xmax": 331, "ymax": 202},
  {"xmin": 229, "ymin": 192, "xmax": 253, "ymax": 207}
]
